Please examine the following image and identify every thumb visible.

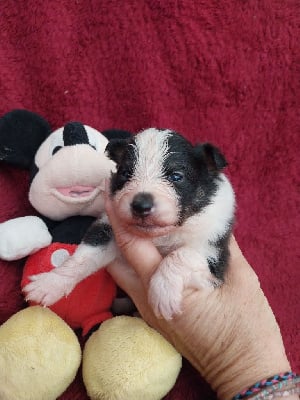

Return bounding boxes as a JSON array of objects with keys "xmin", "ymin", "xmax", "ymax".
[{"xmin": 105, "ymin": 189, "xmax": 162, "ymax": 286}]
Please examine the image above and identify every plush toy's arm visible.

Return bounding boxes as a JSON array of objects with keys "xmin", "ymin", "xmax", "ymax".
[
  {"xmin": 23, "ymin": 216, "xmax": 118, "ymax": 306},
  {"xmin": 0, "ymin": 216, "xmax": 52, "ymax": 260}
]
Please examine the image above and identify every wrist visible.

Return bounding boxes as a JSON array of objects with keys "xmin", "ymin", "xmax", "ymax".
[
  {"xmin": 203, "ymin": 282, "xmax": 292, "ymax": 400},
  {"xmin": 216, "ymin": 366, "xmax": 292, "ymax": 400},
  {"xmin": 224, "ymin": 376, "xmax": 300, "ymax": 400},
  {"xmin": 203, "ymin": 338, "xmax": 291, "ymax": 400},
  {"xmin": 215, "ymin": 358, "xmax": 291, "ymax": 400}
]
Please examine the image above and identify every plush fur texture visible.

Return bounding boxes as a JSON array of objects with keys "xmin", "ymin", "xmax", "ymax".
[
  {"xmin": 0, "ymin": 2, "xmax": 298, "ymax": 399},
  {"xmin": 82, "ymin": 316, "xmax": 182, "ymax": 400},
  {"xmin": 0, "ymin": 306, "xmax": 81, "ymax": 400}
]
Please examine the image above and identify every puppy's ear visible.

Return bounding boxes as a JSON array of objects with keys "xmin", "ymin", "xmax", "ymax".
[
  {"xmin": 105, "ymin": 138, "xmax": 129, "ymax": 165},
  {"xmin": 193, "ymin": 143, "xmax": 227, "ymax": 171},
  {"xmin": 101, "ymin": 129, "xmax": 132, "ymax": 141}
]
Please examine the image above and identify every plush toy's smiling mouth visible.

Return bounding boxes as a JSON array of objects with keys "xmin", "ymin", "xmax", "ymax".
[
  {"xmin": 57, "ymin": 185, "xmax": 96, "ymax": 198},
  {"xmin": 52, "ymin": 185, "xmax": 101, "ymax": 203}
]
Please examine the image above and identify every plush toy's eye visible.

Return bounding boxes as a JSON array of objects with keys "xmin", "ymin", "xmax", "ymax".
[
  {"xmin": 52, "ymin": 146, "xmax": 62, "ymax": 155},
  {"xmin": 167, "ymin": 171, "xmax": 184, "ymax": 183}
]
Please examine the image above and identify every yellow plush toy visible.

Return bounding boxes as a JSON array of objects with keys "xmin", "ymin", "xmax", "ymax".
[
  {"xmin": 0, "ymin": 307, "xmax": 182, "ymax": 400},
  {"xmin": 83, "ymin": 316, "xmax": 182, "ymax": 400},
  {"xmin": 0, "ymin": 306, "xmax": 81, "ymax": 400}
]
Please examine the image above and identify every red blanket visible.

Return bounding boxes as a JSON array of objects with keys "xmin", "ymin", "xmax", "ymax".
[{"xmin": 0, "ymin": 1, "xmax": 299, "ymax": 399}]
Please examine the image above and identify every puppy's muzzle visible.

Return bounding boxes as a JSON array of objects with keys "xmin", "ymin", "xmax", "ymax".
[{"xmin": 130, "ymin": 192, "xmax": 154, "ymax": 218}]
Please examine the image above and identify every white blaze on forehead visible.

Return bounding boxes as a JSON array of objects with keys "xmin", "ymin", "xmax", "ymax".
[
  {"xmin": 113, "ymin": 128, "xmax": 179, "ymax": 227},
  {"xmin": 133, "ymin": 128, "xmax": 172, "ymax": 182}
]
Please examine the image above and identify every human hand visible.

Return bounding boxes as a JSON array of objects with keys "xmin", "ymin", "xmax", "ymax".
[{"xmin": 105, "ymin": 196, "xmax": 292, "ymax": 400}]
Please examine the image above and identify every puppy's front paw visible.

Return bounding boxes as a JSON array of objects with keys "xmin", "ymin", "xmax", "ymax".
[
  {"xmin": 148, "ymin": 272, "xmax": 184, "ymax": 320},
  {"xmin": 23, "ymin": 271, "xmax": 75, "ymax": 306}
]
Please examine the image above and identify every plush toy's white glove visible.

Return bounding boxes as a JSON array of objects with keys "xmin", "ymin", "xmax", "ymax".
[{"xmin": 0, "ymin": 216, "xmax": 52, "ymax": 260}]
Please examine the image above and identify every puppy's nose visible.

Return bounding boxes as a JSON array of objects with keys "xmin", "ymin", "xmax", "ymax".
[{"xmin": 131, "ymin": 193, "xmax": 154, "ymax": 217}]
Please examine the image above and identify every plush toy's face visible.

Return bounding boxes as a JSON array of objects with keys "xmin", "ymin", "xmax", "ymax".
[{"xmin": 29, "ymin": 123, "xmax": 115, "ymax": 220}]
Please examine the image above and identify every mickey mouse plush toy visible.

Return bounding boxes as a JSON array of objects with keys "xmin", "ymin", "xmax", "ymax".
[
  {"xmin": 0, "ymin": 109, "xmax": 126, "ymax": 335},
  {"xmin": 0, "ymin": 110, "xmax": 181, "ymax": 400}
]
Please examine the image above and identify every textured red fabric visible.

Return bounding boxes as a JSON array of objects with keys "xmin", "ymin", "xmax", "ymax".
[{"xmin": 0, "ymin": 1, "xmax": 299, "ymax": 399}]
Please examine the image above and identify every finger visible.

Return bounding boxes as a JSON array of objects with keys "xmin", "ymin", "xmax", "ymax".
[
  {"xmin": 105, "ymin": 194, "xmax": 162, "ymax": 286},
  {"xmin": 107, "ymin": 258, "xmax": 146, "ymax": 305},
  {"xmin": 104, "ymin": 178, "xmax": 111, "ymax": 201},
  {"xmin": 229, "ymin": 235, "xmax": 246, "ymax": 260},
  {"xmin": 119, "ymin": 236, "xmax": 162, "ymax": 286},
  {"xmin": 228, "ymin": 235, "xmax": 253, "ymax": 269},
  {"xmin": 225, "ymin": 235, "xmax": 260, "ymax": 289},
  {"xmin": 107, "ymin": 259, "xmax": 166, "ymax": 334},
  {"xmin": 107, "ymin": 258, "xmax": 138, "ymax": 289}
]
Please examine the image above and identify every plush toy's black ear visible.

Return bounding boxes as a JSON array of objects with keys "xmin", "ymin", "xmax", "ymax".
[
  {"xmin": 102, "ymin": 129, "xmax": 132, "ymax": 141},
  {"xmin": 0, "ymin": 109, "xmax": 51, "ymax": 169},
  {"xmin": 193, "ymin": 142, "xmax": 227, "ymax": 171},
  {"xmin": 105, "ymin": 138, "xmax": 130, "ymax": 165}
]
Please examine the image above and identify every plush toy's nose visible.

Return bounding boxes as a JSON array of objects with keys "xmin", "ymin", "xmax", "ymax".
[{"xmin": 63, "ymin": 122, "xmax": 89, "ymax": 146}]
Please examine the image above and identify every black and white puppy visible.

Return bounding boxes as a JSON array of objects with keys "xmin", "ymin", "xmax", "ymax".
[{"xmin": 25, "ymin": 128, "xmax": 235, "ymax": 320}]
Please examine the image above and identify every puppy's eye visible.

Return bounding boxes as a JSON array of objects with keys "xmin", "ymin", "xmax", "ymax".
[
  {"xmin": 119, "ymin": 168, "xmax": 131, "ymax": 180},
  {"xmin": 52, "ymin": 146, "xmax": 62, "ymax": 155},
  {"xmin": 167, "ymin": 172, "xmax": 184, "ymax": 182}
]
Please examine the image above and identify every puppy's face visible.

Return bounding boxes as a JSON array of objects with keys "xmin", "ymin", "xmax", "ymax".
[{"xmin": 106, "ymin": 128, "xmax": 227, "ymax": 238}]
